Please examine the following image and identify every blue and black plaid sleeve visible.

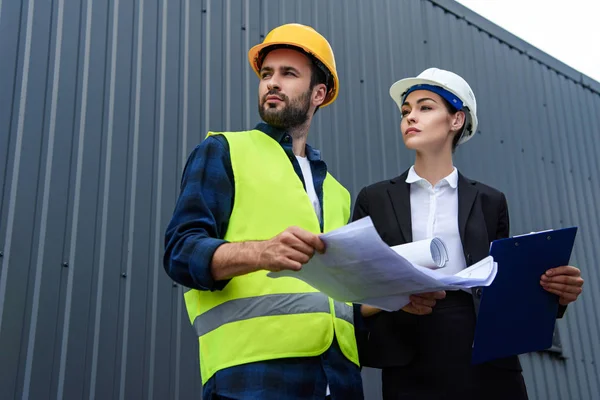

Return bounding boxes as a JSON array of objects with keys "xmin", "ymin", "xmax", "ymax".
[{"xmin": 163, "ymin": 135, "xmax": 234, "ymax": 291}]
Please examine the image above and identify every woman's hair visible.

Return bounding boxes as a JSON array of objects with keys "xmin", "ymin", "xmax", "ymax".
[{"xmin": 439, "ymin": 96, "xmax": 465, "ymax": 153}]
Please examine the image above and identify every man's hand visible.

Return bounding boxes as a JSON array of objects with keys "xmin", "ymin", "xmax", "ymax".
[
  {"xmin": 540, "ymin": 265, "xmax": 583, "ymax": 306},
  {"xmin": 211, "ymin": 226, "xmax": 324, "ymax": 281},
  {"xmin": 402, "ymin": 291, "xmax": 446, "ymax": 315},
  {"xmin": 256, "ymin": 226, "xmax": 325, "ymax": 272}
]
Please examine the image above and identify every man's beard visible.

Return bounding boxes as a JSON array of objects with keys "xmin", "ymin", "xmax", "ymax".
[{"xmin": 258, "ymin": 88, "xmax": 312, "ymax": 130}]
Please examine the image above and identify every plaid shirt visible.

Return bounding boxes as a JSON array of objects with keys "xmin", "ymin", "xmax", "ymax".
[
  {"xmin": 202, "ymin": 337, "xmax": 363, "ymax": 400},
  {"xmin": 163, "ymin": 123, "xmax": 363, "ymax": 399}
]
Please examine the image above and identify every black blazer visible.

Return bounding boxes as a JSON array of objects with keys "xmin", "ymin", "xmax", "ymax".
[{"xmin": 352, "ymin": 169, "xmax": 531, "ymax": 371}]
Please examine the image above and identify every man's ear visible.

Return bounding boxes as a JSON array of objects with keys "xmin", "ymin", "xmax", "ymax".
[{"xmin": 312, "ymin": 83, "xmax": 327, "ymax": 108}]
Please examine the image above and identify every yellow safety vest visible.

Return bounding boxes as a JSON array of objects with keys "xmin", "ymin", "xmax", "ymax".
[{"xmin": 184, "ymin": 129, "xmax": 359, "ymax": 384}]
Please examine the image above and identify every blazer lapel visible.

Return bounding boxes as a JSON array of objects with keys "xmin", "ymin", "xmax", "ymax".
[
  {"xmin": 387, "ymin": 170, "xmax": 413, "ymax": 243},
  {"xmin": 458, "ymin": 173, "xmax": 478, "ymax": 245}
]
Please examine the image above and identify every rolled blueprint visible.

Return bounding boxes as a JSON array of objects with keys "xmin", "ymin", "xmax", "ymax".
[{"xmin": 390, "ymin": 237, "xmax": 449, "ymax": 269}]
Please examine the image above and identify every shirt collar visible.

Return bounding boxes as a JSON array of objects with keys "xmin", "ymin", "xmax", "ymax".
[
  {"xmin": 255, "ymin": 122, "xmax": 322, "ymax": 161},
  {"xmin": 255, "ymin": 122, "xmax": 287, "ymax": 143},
  {"xmin": 405, "ymin": 165, "xmax": 458, "ymax": 188}
]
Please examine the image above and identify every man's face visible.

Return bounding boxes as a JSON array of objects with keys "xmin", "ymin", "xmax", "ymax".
[{"xmin": 257, "ymin": 48, "xmax": 315, "ymax": 130}]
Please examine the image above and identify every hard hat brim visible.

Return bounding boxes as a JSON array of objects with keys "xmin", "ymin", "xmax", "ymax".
[{"xmin": 389, "ymin": 77, "xmax": 464, "ymax": 110}]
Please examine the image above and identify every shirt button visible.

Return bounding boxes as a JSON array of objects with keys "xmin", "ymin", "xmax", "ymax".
[
  {"xmin": 283, "ymin": 135, "xmax": 290, "ymax": 142},
  {"xmin": 475, "ymin": 288, "xmax": 483, "ymax": 298}
]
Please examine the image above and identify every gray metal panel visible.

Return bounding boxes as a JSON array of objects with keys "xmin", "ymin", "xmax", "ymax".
[{"xmin": 1, "ymin": 0, "xmax": 599, "ymax": 399}]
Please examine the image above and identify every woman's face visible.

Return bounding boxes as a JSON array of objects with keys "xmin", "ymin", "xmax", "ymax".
[{"xmin": 400, "ymin": 90, "xmax": 463, "ymax": 153}]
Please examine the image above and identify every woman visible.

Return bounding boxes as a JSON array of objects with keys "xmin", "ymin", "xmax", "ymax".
[{"xmin": 353, "ymin": 68, "xmax": 584, "ymax": 399}]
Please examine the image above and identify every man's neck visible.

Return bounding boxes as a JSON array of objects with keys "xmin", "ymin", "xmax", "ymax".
[{"xmin": 288, "ymin": 121, "xmax": 311, "ymax": 157}]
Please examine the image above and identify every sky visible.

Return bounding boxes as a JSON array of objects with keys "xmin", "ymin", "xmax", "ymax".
[{"xmin": 455, "ymin": 0, "xmax": 600, "ymax": 83}]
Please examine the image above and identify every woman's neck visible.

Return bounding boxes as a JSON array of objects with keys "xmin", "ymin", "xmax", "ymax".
[{"xmin": 413, "ymin": 149, "xmax": 455, "ymax": 186}]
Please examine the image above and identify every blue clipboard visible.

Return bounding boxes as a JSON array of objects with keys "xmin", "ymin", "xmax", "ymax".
[{"xmin": 471, "ymin": 226, "xmax": 577, "ymax": 364}]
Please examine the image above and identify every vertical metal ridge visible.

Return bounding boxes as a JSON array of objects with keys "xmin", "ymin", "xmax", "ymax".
[
  {"xmin": 542, "ymin": 69, "xmax": 587, "ymax": 400},
  {"xmin": 147, "ymin": 0, "xmax": 167, "ymax": 398},
  {"xmin": 22, "ymin": 0, "xmax": 65, "ymax": 396},
  {"xmin": 307, "ymin": 1, "xmax": 318, "ymax": 141},
  {"xmin": 375, "ymin": 0, "xmax": 392, "ymax": 180},
  {"xmin": 386, "ymin": 0, "xmax": 402, "ymax": 175},
  {"xmin": 522, "ymin": 60, "xmax": 553, "ymax": 226},
  {"xmin": 311, "ymin": 0, "xmax": 323, "ymax": 153},
  {"xmin": 591, "ymin": 95, "xmax": 600, "ymax": 173},
  {"xmin": 88, "ymin": 0, "xmax": 120, "ymax": 397},
  {"xmin": 340, "ymin": 0, "xmax": 357, "ymax": 191},
  {"xmin": 543, "ymin": 357, "xmax": 559, "ymax": 400},
  {"xmin": 457, "ymin": 20, "xmax": 476, "ymax": 171},
  {"xmin": 573, "ymin": 89, "xmax": 600, "ymax": 339},
  {"xmin": 489, "ymin": 43, "xmax": 512, "ymax": 193},
  {"xmin": 202, "ymin": 0, "xmax": 211, "ymax": 135},
  {"xmin": 181, "ymin": 0, "xmax": 189, "ymax": 171},
  {"xmin": 278, "ymin": 0, "xmax": 283, "ymax": 23},
  {"xmin": 500, "ymin": 47, "xmax": 531, "ymax": 228},
  {"xmin": 579, "ymin": 95, "xmax": 600, "ymax": 376},
  {"xmin": 325, "ymin": 0, "xmax": 340, "ymax": 176},
  {"xmin": 57, "ymin": 0, "xmax": 93, "ymax": 397},
  {"xmin": 224, "ymin": 0, "xmax": 231, "ymax": 131},
  {"xmin": 584, "ymin": 94, "xmax": 600, "ymax": 217},
  {"xmin": 551, "ymin": 75, "xmax": 593, "ymax": 399},
  {"xmin": 0, "ymin": 0, "xmax": 35, "ymax": 342},
  {"xmin": 260, "ymin": 0, "xmax": 266, "ymax": 40},
  {"xmin": 356, "ymin": 0, "xmax": 373, "ymax": 183},
  {"xmin": 119, "ymin": 0, "xmax": 144, "ymax": 397},
  {"xmin": 537, "ymin": 65, "xmax": 580, "ymax": 400}
]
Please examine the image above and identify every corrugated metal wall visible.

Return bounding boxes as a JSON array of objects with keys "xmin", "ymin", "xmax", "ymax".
[{"xmin": 1, "ymin": 0, "xmax": 598, "ymax": 399}]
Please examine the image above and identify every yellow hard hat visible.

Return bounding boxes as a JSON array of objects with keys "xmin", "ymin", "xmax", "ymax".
[{"xmin": 248, "ymin": 23, "xmax": 339, "ymax": 107}]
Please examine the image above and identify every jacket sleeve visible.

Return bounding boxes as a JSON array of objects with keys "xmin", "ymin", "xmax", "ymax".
[
  {"xmin": 352, "ymin": 187, "xmax": 370, "ymax": 222},
  {"xmin": 495, "ymin": 192, "xmax": 510, "ymax": 240}
]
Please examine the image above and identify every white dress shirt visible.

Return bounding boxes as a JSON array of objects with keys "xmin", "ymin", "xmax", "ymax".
[{"xmin": 406, "ymin": 166, "xmax": 467, "ymax": 275}]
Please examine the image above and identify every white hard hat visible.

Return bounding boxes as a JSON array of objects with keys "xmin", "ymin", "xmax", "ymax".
[{"xmin": 389, "ymin": 68, "xmax": 478, "ymax": 145}]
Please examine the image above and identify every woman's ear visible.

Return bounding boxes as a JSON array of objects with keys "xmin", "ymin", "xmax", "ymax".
[{"xmin": 451, "ymin": 111, "xmax": 466, "ymax": 133}]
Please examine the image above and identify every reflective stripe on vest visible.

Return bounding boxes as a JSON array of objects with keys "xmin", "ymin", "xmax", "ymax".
[
  {"xmin": 192, "ymin": 292, "xmax": 353, "ymax": 336},
  {"xmin": 334, "ymin": 301, "xmax": 354, "ymax": 325}
]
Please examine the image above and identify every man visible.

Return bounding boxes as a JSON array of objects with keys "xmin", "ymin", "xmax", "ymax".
[{"xmin": 163, "ymin": 23, "xmax": 363, "ymax": 400}]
